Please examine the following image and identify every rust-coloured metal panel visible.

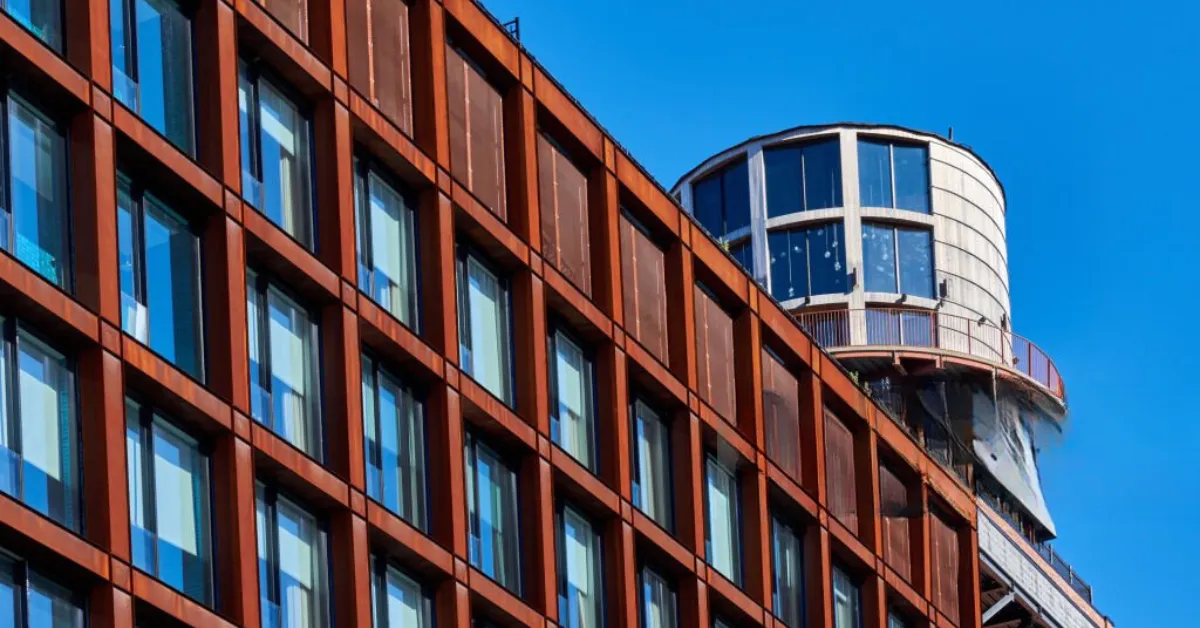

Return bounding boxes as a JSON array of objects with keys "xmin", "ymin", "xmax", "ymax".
[
  {"xmin": 538, "ymin": 134, "xmax": 591, "ymax": 296},
  {"xmin": 762, "ymin": 348, "xmax": 802, "ymax": 481},
  {"xmin": 824, "ymin": 408, "xmax": 858, "ymax": 532},
  {"xmin": 263, "ymin": 0, "xmax": 308, "ymax": 42},
  {"xmin": 879, "ymin": 462, "xmax": 912, "ymax": 581},
  {"xmin": 619, "ymin": 215, "xmax": 669, "ymax": 363},
  {"xmin": 346, "ymin": 0, "xmax": 371, "ymax": 96},
  {"xmin": 372, "ymin": 0, "xmax": 414, "ymax": 133},
  {"xmin": 931, "ymin": 511, "xmax": 961, "ymax": 621},
  {"xmin": 446, "ymin": 45, "xmax": 507, "ymax": 219},
  {"xmin": 694, "ymin": 285, "xmax": 736, "ymax": 421}
]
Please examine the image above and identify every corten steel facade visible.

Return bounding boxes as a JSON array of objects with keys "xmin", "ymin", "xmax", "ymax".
[{"xmin": 0, "ymin": 1, "xmax": 984, "ymax": 628}]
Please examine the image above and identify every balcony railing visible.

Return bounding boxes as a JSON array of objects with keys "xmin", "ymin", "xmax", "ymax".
[{"xmin": 795, "ymin": 308, "xmax": 1065, "ymax": 402}]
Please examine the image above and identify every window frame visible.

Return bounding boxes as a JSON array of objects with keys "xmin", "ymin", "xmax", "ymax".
[
  {"xmin": 831, "ymin": 563, "xmax": 862, "ymax": 628},
  {"xmin": 255, "ymin": 482, "xmax": 331, "ymax": 628},
  {"xmin": 246, "ymin": 268, "xmax": 324, "ymax": 462},
  {"xmin": 369, "ymin": 553, "xmax": 432, "ymax": 628},
  {"xmin": 0, "ymin": 89, "xmax": 73, "ymax": 292},
  {"xmin": 771, "ymin": 514, "xmax": 806, "ymax": 628},
  {"xmin": 638, "ymin": 564, "xmax": 678, "ymax": 628},
  {"xmin": 546, "ymin": 321, "xmax": 598, "ymax": 473},
  {"xmin": 703, "ymin": 453, "xmax": 743, "ymax": 587},
  {"xmin": 690, "ymin": 157, "xmax": 750, "ymax": 238},
  {"xmin": 0, "ymin": 316, "xmax": 81, "ymax": 531},
  {"xmin": 455, "ymin": 244, "xmax": 515, "ymax": 406},
  {"xmin": 861, "ymin": 222, "xmax": 935, "ymax": 297},
  {"xmin": 116, "ymin": 172, "xmax": 206, "ymax": 381},
  {"xmin": 354, "ymin": 152, "xmax": 421, "ymax": 331},
  {"xmin": 857, "ymin": 138, "xmax": 930, "ymax": 213},
  {"xmin": 238, "ymin": 59, "xmax": 317, "ymax": 250},
  {"xmin": 361, "ymin": 351, "xmax": 428, "ymax": 532},
  {"xmin": 110, "ymin": 0, "xmax": 196, "ymax": 154},
  {"xmin": 125, "ymin": 396, "xmax": 215, "ymax": 606},
  {"xmin": 0, "ymin": 0, "xmax": 63, "ymax": 52},
  {"xmin": 767, "ymin": 222, "xmax": 847, "ymax": 300},
  {"xmin": 629, "ymin": 396, "xmax": 674, "ymax": 532},
  {"xmin": 463, "ymin": 430, "xmax": 522, "ymax": 596},
  {"xmin": 556, "ymin": 501, "xmax": 604, "ymax": 628},
  {"xmin": 764, "ymin": 136, "xmax": 844, "ymax": 216},
  {"xmin": 0, "ymin": 547, "xmax": 86, "ymax": 626}
]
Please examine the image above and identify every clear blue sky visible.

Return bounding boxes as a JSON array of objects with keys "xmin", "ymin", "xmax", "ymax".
[{"xmin": 480, "ymin": 0, "xmax": 1198, "ymax": 624}]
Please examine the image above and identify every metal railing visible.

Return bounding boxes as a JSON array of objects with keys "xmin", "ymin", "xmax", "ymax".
[{"xmin": 796, "ymin": 308, "xmax": 1065, "ymax": 402}]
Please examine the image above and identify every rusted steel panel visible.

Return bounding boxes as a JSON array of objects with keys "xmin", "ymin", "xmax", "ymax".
[
  {"xmin": 537, "ymin": 134, "xmax": 591, "ymax": 295},
  {"xmin": 879, "ymin": 462, "xmax": 912, "ymax": 581},
  {"xmin": 824, "ymin": 408, "xmax": 857, "ymax": 532},
  {"xmin": 694, "ymin": 286, "xmax": 735, "ymax": 421},
  {"xmin": 619, "ymin": 215, "xmax": 668, "ymax": 363},
  {"xmin": 372, "ymin": 0, "xmax": 414, "ymax": 133},
  {"xmin": 346, "ymin": 0, "xmax": 370, "ymax": 96},
  {"xmin": 264, "ymin": 0, "xmax": 308, "ymax": 41},
  {"xmin": 763, "ymin": 349, "xmax": 801, "ymax": 481},
  {"xmin": 931, "ymin": 511, "xmax": 961, "ymax": 620}
]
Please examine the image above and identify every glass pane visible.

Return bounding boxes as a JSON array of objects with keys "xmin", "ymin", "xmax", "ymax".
[
  {"xmin": 367, "ymin": 173, "xmax": 417, "ymax": 326},
  {"xmin": 832, "ymin": 566, "xmax": 860, "ymax": 628},
  {"xmin": 255, "ymin": 485, "xmax": 274, "ymax": 627},
  {"xmin": 354, "ymin": 165, "xmax": 370, "ymax": 292},
  {"xmin": 633, "ymin": 401, "xmax": 671, "ymax": 530},
  {"xmin": 559, "ymin": 506, "xmax": 599, "ymax": 628},
  {"xmin": 721, "ymin": 159, "xmax": 750, "ymax": 233},
  {"xmin": 153, "ymin": 419, "xmax": 211, "ymax": 603},
  {"xmin": 764, "ymin": 145, "xmax": 803, "ymax": 217},
  {"xmin": 277, "ymin": 497, "xmax": 321, "ymax": 628},
  {"xmin": 133, "ymin": 0, "xmax": 194, "ymax": 153},
  {"xmin": 0, "ymin": 556, "xmax": 20, "ymax": 627},
  {"xmin": 893, "ymin": 144, "xmax": 929, "ymax": 213},
  {"xmin": 117, "ymin": 178, "xmax": 145, "ymax": 342},
  {"xmin": 896, "ymin": 227, "xmax": 934, "ymax": 298},
  {"xmin": 804, "ymin": 138, "xmax": 843, "ymax": 210},
  {"xmin": 362, "ymin": 356, "xmax": 380, "ymax": 502},
  {"xmin": 144, "ymin": 197, "xmax": 202, "ymax": 379},
  {"xmin": 8, "ymin": 99, "xmax": 67, "ymax": 287},
  {"xmin": 857, "ymin": 140, "xmax": 892, "ymax": 208},
  {"xmin": 125, "ymin": 401, "xmax": 155, "ymax": 574},
  {"xmin": 642, "ymin": 568, "xmax": 676, "ymax": 628},
  {"xmin": 27, "ymin": 572, "xmax": 84, "ymax": 628},
  {"xmin": 888, "ymin": 612, "xmax": 908, "ymax": 628},
  {"xmin": 470, "ymin": 441, "xmax": 519, "ymax": 592},
  {"xmin": 807, "ymin": 223, "xmax": 846, "ymax": 296},
  {"xmin": 705, "ymin": 458, "xmax": 739, "ymax": 584},
  {"xmin": 768, "ymin": 229, "xmax": 805, "ymax": 301},
  {"xmin": 3, "ymin": 0, "xmax": 61, "ymax": 50},
  {"xmin": 0, "ymin": 326, "xmax": 10, "ymax": 497},
  {"xmin": 730, "ymin": 241, "xmax": 752, "ymax": 274},
  {"xmin": 238, "ymin": 65, "xmax": 261, "ymax": 207},
  {"xmin": 691, "ymin": 173, "xmax": 723, "ymax": 237},
  {"xmin": 552, "ymin": 332, "xmax": 592, "ymax": 470},
  {"xmin": 16, "ymin": 333, "xmax": 77, "ymax": 530},
  {"xmin": 258, "ymin": 81, "xmax": 312, "ymax": 248},
  {"xmin": 377, "ymin": 370, "xmax": 425, "ymax": 529},
  {"xmin": 862, "ymin": 223, "xmax": 897, "ymax": 293},
  {"xmin": 383, "ymin": 565, "xmax": 426, "ymax": 628},
  {"xmin": 772, "ymin": 518, "xmax": 803, "ymax": 628},
  {"xmin": 465, "ymin": 256, "xmax": 509, "ymax": 403},
  {"xmin": 111, "ymin": 0, "xmax": 137, "ymax": 107},
  {"xmin": 267, "ymin": 288, "xmax": 317, "ymax": 457},
  {"xmin": 247, "ymin": 272, "xmax": 270, "ymax": 424}
]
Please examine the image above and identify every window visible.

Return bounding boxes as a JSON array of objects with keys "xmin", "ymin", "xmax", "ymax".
[
  {"xmin": 239, "ymin": 62, "xmax": 314, "ymax": 249},
  {"xmin": 831, "ymin": 565, "xmax": 860, "ymax": 628},
  {"xmin": 0, "ymin": 552, "xmax": 85, "ymax": 626},
  {"xmin": 456, "ymin": 248, "xmax": 513, "ymax": 405},
  {"xmin": 0, "ymin": 0, "xmax": 60, "ymax": 51},
  {"xmin": 0, "ymin": 319, "xmax": 79, "ymax": 531},
  {"xmin": 772, "ymin": 516, "xmax": 804, "ymax": 628},
  {"xmin": 887, "ymin": 611, "xmax": 908, "ymax": 628},
  {"xmin": 765, "ymin": 138, "xmax": 843, "ymax": 216},
  {"xmin": 446, "ymin": 45, "xmax": 506, "ymax": 219},
  {"xmin": 548, "ymin": 329, "xmax": 595, "ymax": 471},
  {"xmin": 117, "ymin": 175, "xmax": 204, "ymax": 380},
  {"xmin": 861, "ymin": 223, "xmax": 934, "ymax": 297},
  {"xmin": 631, "ymin": 399, "xmax": 671, "ymax": 531},
  {"xmin": 354, "ymin": 158, "xmax": 418, "ymax": 327},
  {"xmin": 729, "ymin": 240, "xmax": 752, "ymax": 274},
  {"xmin": 639, "ymin": 566, "xmax": 677, "ymax": 628},
  {"xmin": 557, "ymin": 503, "xmax": 602, "ymax": 628},
  {"xmin": 369, "ymin": 555, "xmax": 430, "ymax": 628},
  {"xmin": 256, "ymin": 484, "xmax": 329, "ymax": 628},
  {"xmin": 464, "ymin": 432, "xmax": 520, "ymax": 594},
  {"xmin": 362, "ymin": 354, "xmax": 426, "ymax": 529},
  {"xmin": 247, "ymin": 270, "xmax": 322, "ymax": 460},
  {"xmin": 2, "ymin": 94, "xmax": 69, "ymax": 289},
  {"xmin": 691, "ymin": 158, "xmax": 750, "ymax": 237},
  {"xmin": 704, "ymin": 455, "xmax": 741, "ymax": 586},
  {"xmin": 126, "ymin": 399, "xmax": 213, "ymax": 604},
  {"xmin": 110, "ymin": 0, "xmax": 194, "ymax": 154},
  {"xmin": 538, "ymin": 134, "xmax": 591, "ymax": 295},
  {"xmin": 857, "ymin": 139, "xmax": 929, "ymax": 213},
  {"xmin": 346, "ymin": 0, "xmax": 413, "ymax": 133},
  {"xmin": 767, "ymin": 223, "xmax": 846, "ymax": 301}
]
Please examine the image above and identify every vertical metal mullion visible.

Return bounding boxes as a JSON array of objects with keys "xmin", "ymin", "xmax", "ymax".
[
  {"xmin": 269, "ymin": 490, "xmax": 282, "ymax": 616},
  {"xmin": 361, "ymin": 164, "xmax": 375, "ymax": 300},
  {"xmin": 893, "ymin": 226, "xmax": 902, "ymax": 295},
  {"xmin": 19, "ymin": 557, "xmax": 29, "ymax": 628},
  {"xmin": 800, "ymin": 148, "xmax": 808, "ymax": 211},
  {"xmin": 257, "ymin": 278, "xmax": 273, "ymax": 426},
  {"xmin": 143, "ymin": 410, "xmax": 159, "ymax": 577},
  {"xmin": 1, "ymin": 94, "xmax": 11, "ymax": 252},
  {"xmin": 10, "ymin": 322, "xmax": 23, "ymax": 502},
  {"xmin": 124, "ymin": 0, "xmax": 140, "ymax": 88},
  {"xmin": 370, "ymin": 363, "xmax": 381, "ymax": 500},
  {"xmin": 889, "ymin": 143, "xmax": 897, "ymax": 209},
  {"xmin": 133, "ymin": 189, "xmax": 148, "ymax": 309}
]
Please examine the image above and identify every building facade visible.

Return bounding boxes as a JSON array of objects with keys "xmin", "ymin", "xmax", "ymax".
[{"xmin": 673, "ymin": 126, "xmax": 1110, "ymax": 628}]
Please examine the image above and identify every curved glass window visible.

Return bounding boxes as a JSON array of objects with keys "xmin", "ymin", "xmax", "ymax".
[
  {"xmin": 692, "ymin": 158, "xmax": 750, "ymax": 237},
  {"xmin": 765, "ymin": 138, "xmax": 842, "ymax": 216},
  {"xmin": 767, "ymin": 223, "xmax": 846, "ymax": 301},
  {"xmin": 729, "ymin": 240, "xmax": 752, "ymax": 274},
  {"xmin": 858, "ymin": 139, "xmax": 929, "ymax": 213},
  {"xmin": 862, "ymin": 223, "xmax": 934, "ymax": 297}
]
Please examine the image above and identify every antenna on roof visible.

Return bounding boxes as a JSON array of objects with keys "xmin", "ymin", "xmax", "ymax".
[
  {"xmin": 503, "ymin": 17, "xmax": 520, "ymax": 41},
  {"xmin": 948, "ymin": 126, "xmax": 954, "ymax": 141}
]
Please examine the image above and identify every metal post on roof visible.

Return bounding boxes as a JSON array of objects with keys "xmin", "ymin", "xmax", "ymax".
[{"xmin": 503, "ymin": 17, "xmax": 520, "ymax": 41}]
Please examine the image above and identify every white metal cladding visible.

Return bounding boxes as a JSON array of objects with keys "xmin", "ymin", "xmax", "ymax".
[{"xmin": 672, "ymin": 125, "xmax": 1012, "ymax": 335}]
